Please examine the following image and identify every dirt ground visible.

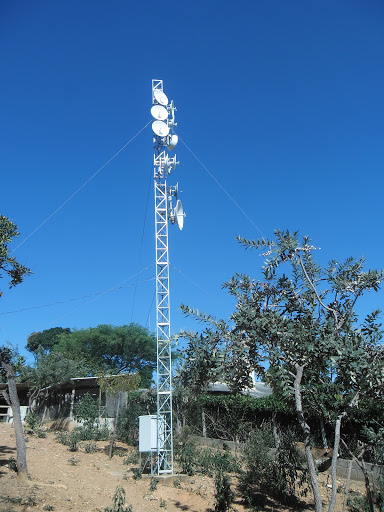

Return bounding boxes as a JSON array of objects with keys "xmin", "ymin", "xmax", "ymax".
[{"xmin": 0, "ymin": 423, "xmax": 366, "ymax": 512}]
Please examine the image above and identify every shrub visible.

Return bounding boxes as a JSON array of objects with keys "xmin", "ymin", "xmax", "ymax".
[
  {"xmin": 68, "ymin": 430, "xmax": 82, "ymax": 451},
  {"xmin": 149, "ymin": 478, "xmax": 158, "ymax": 492},
  {"xmin": 55, "ymin": 431, "xmax": 68, "ymax": 445},
  {"xmin": 7, "ymin": 457, "xmax": 17, "ymax": 472},
  {"xmin": 239, "ymin": 426, "xmax": 309, "ymax": 506},
  {"xmin": 174, "ymin": 428, "xmax": 240, "ymax": 477},
  {"xmin": 239, "ymin": 426, "xmax": 274, "ymax": 497},
  {"xmin": 73, "ymin": 393, "xmax": 100, "ymax": 429},
  {"xmin": 214, "ymin": 471, "xmax": 234, "ymax": 512},
  {"xmin": 124, "ymin": 449, "xmax": 138, "ymax": 465},
  {"xmin": 117, "ymin": 391, "xmax": 156, "ymax": 445},
  {"xmin": 268, "ymin": 428, "xmax": 309, "ymax": 504},
  {"xmin": 175, "ymin": 434, "xmax": 197, "ymax": 476},
  {"xmin": 131, "ymin": 467, "xmax": 142, "ymax": 480},
  {"xmin": 25, "ymin": 410, "xmax": 41, "ymax": 431},
  {"xmin": 55, "ymin": 430, "xmax": 82, "ymax": 451},
  {"xmin": 104, "ymin": 486, "xmax": 133, "ymax": 512},
  {"xmin": 84, "ymin": 441, "xmax": 98, "ymax": 453},
  {"xmin": 198, "ymin": 447, "xmax": 239, "ymax": 477},
  {"xmin": 347, "ymin": 492, "xmax": 370, "ymax": 512}
]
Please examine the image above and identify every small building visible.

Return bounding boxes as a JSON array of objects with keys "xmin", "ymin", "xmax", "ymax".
[
  {"xmin": 208, "ymin": 380, "xmax": 273, "ymax": 398},
  {"xmin": 33, "ymin": 376, "xmax": 129, "ymax": 429},
  {"xmin": 0, "ymin": 376, "xmax": 129, "ymax": 429}
]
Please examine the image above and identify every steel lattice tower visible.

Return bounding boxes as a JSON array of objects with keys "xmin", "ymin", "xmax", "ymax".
[{"xmin": 152, "ymin": 79, "xmax": 182, "ymax": 475}]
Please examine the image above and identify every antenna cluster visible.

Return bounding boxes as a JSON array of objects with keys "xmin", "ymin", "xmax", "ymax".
[{"xmin": 151, "ymin": 80, "xmax": 185, "ymax": 230}]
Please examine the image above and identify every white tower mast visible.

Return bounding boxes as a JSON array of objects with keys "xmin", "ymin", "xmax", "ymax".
[{"xmin": 151, "ymin": 79, "xmax": 183, "ymax": 475}]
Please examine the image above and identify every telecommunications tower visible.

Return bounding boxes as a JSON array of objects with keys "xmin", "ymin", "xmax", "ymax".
[{"xmin": 151, "ymin": 79, "xmax": 184, "ymax": 474}]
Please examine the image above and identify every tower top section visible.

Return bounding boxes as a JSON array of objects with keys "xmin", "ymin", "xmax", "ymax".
[{"xmin": 151, "ymin": 79, "xmax": 178, "ymax": 153}]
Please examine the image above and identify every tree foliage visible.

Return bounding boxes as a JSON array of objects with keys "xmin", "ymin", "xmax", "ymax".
[
  {"xmin": 20, "ymin": 351, "xmax": 88, "ymax": 404},
  {"xmin": 0, "ymin": 215, "xmax": 31, "ymax": 296},
  {"xmin": 26, "ymin": 327, "xmax": 71, "ymax": 354},
  {"xmin": 54, "ymin": 323, "xmax": 156, "ymax": 386},
  {"xmin": 178, "ymin": 230, "xmax": 384, "ymax": 512},
  {"xmin": 0, "ymin": 346, "xmax": 26, "ymax": 382}
]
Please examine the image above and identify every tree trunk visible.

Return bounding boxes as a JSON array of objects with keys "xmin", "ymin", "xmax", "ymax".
[
  {"xmin": 1, "ymin": 361, "xmax": 28, "ymax": 481},
  {"xmin": 328, "ymin": 415, "xmax": 343, "ymax": 512},
  {"xmin": 109, "ymin": 393, "xmax": 121, "ymax": 459},
  {"xmin": 360, "ymin": 458, "xmax": 375, "ymax": 512},
  {"xmin": 342, "ymin": 459, "xmax": 353, "ymax": 512},
  {"xmin": 294, "ymin": 365, "xmax": 323, "ymax": 512},
  {"xmin": 320, "ymin": 417, "xmax": 328, "ymax": 450},
  {"xmin": 272, "ymin": 412, "xmax": 280, "ymax": 450},
  {"xmin": 341, "ymin": 440, "xmax": 375, "ymax": 512},
  {"xmin": 202, "ymin": 410, "xmax": 206, "ymax": 438}
]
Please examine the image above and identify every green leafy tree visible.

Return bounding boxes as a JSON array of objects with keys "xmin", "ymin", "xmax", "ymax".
[
  {"xmin": 54, "ymin": 324, "xmax": 156, "ymax": 386},
  {"xmin": 178, "ymin": 230, "xmax": 384, "ymax": 512},
  {"xmin": 0, "ymin": 215, "xmax": 31, "ymax": 481},
  {"xmin": 26, "ymin": 327, "xmax": 71, "ymax": 355},
  {"xmin": 20, "ymin": 351, "xmax": 88, "ymax": 408}
]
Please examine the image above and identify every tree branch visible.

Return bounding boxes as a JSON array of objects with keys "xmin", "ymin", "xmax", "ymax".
[
  {"xmin": 1, "ymin": 389, "xmax": 10, "ymax": 406},
  {"xmin": 297, "ymin": 253, "xmax": 340, "ymax": 327}
]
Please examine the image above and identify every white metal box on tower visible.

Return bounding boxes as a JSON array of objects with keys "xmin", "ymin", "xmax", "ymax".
[{"xmin": 139, "ymin": 415, "xmax": 157, "ymax": 453}]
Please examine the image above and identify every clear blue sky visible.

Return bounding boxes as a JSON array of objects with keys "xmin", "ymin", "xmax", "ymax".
[{"xmin": 1, "ymin": 0, "xmax": 383, "ymax": 363}]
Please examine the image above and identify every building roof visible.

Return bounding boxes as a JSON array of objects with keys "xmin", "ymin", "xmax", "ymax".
[{"xmin": 208, "ymin": 381, "xmax": 273, "ymax": 398}]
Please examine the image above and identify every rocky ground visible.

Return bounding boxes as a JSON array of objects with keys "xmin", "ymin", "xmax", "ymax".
[{"xmin": 0, "ymin": 423, "xmax": 367, "ymax": 512}]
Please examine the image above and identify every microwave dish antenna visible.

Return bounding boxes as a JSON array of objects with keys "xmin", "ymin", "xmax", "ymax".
[
  {"xmin": 167, "ymin": 134, "xmax": 178, "ymax": 151},
  {"xmin": 171, "ymin": 200, "xmax": 185, "ymax": 230},
  {"xmin": 154, "ymin": 89, "xmax": 168, "ymax": 106},
  {"xmin": 152, "ymin": 120, "xmax": 170, "ymax": 137},
  {"xmin": 151, "ymin": 105, "xmax": 169, "ymax": 121}
]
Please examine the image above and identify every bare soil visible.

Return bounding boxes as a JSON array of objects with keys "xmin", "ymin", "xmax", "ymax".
[{"xmin": 0, "ymin": 423, "xmax": 366, "ymax": 512}]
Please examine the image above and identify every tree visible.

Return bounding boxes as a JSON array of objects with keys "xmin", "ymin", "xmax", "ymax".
[
  {"xmin": 0, "ymin": 214, "xmax": 32, "ymax": 481},
  {"xmin": 178, "ymin": 230, "xmax": 384, "ymax": 512},
  {"xmin": 26, "ymin": 327, "xmax": 71, "ymax": 355},
  {"xmin": 20, "ymin": 351, "xmax": 88, "ymax": 409},
  {"xmin": 54, "ymin": 324, "xmax": 157, "ymax": 387}
]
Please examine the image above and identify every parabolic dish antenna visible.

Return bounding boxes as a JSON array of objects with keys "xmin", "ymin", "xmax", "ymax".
[
  {"xmin": 152, "ymin": 120, "xmax": 170, "ymax": 137},
  {"xmin": 154, "ymin": 89, "xmax": 168, "ymax": 106},
  {"xmin": 151, "ymin": 105, "xmax": 168, "ymax": 121},
  {"xmin": 167, "ymin": 134, "xmax": 178, "ymax": 151},
  {"xmin": 174, "ymin": 199, "xmax": 185, "ymax": 230}
]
